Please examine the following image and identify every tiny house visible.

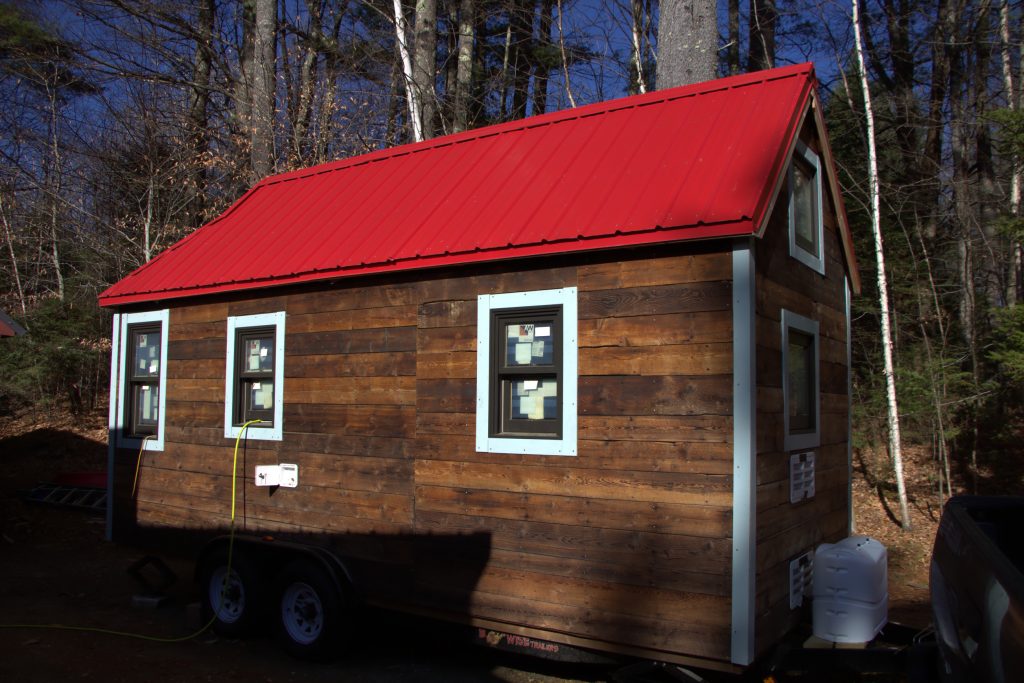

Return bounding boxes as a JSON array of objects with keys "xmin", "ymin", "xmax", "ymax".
[{"xmin": 100, "ymin": 63, "xmax": 859, "ymax": 672}]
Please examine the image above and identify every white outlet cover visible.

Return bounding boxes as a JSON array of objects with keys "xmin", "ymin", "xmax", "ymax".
[
  {"xmin": 279, "ymin": 463, "xmax": 298, "ymax": 488},
  {"xmin": 255, "ymin": 465, "xmax": 281, "ymax": 487}
]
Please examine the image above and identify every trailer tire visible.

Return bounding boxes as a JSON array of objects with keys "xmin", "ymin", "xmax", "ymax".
[
  {"xmin": 275, "ymin": 558, "xmax": 350, "ymax": 660},
  {"xmin": 199, "ymin": 548, "xmax": 266, "ymax": 637}
]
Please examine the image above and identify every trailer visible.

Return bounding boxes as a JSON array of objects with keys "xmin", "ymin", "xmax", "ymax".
[{"xmin": 99, "ymin": 63, "xmax": 859, "ymax": 674}]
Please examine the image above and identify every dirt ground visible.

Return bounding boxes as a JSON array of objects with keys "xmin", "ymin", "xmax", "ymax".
[{"xmin": 0, "ymin": 407, "xmax": 937, "ymax": 683}]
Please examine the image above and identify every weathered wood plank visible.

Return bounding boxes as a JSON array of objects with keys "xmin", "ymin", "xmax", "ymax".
[
  {"xmin": 285, "ymin": 352, "xmax": 416, "ymax": 378},
  {"xmin": 579, "ymin": 375, "xmax": 731, "ymax": 417},
  {"xmin": 286, "ymin": 376, "xmax": 415, "ymax": 406},
  {"xmin": 578, "ymin": 311, "xmax": 731, "ymax": 348},
  {"xmin": 418, "ymin": 301, "xmax": 476, "ymax": 329},
  {"xmin": 579, "ymin": 281, "xmax": 731, "ymax": 319},
  {"xmin": 416, "ymin": 351, "xmax": 475, "ymax": 379},
  {"xmin": 417, "ymin": 325, "xmax": 477, "ymax": 353},
  {"xmin": 578, "ymin": 252, "xmax": 732, "ymax": 291},
  {"xmin": 287, "ymin": 305, "xmax": 417, "ymax": 333},
  {"xmin": 415, "ymin": 484, "xmax": 731, "ymax": 538},
  {"xmin": 414, "ymin": 460, "xmax": 732, "ymax": 506},
  {"xmin": 288, "ymin": 327, "xmax": 416, "ymax": 356},
  {"xmin": 285, "ymin": 404, "xmax": 415, "ymax": 438},
  {"xmin": 417, "ymin": 378, "xmax": 475, "ymax": 413},
  {"xmin": 580, "ymin": 343, "xmax": 732, "ymax": 376},
  {"xmin": 413, "ymin": 433, "xmax": 733, "ymax": 473},
  {"xmin": 579, "ymin": 415, "xmax": 731, "ymax": 444}
]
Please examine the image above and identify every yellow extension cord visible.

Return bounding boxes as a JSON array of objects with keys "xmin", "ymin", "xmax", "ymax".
[{"xmin": 0, "ymin": 419, "xmax": 263, "ymax": 643}]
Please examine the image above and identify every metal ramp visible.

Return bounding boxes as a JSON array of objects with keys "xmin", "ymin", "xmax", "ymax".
[{"xmin": 26, "ymin": 483, "xmax": 107, "ymax": 512}]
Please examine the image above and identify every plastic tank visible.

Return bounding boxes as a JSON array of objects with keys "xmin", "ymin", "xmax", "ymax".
[{"xmin": 812, "ymin": 536, "xmax": 888, "ymax": 643}]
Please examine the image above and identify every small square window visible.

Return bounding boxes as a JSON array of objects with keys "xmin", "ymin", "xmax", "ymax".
[
  {"xmin": 788, "ymin": 141, "xmax": 824, "ymax": 274},
  {"xmin": 476, "ymin": 288, "xmax": 577, "ymax": 456},
  {"xmin": 225, "ymin": 312, "xmax": 285, "ymax": 441},
  {"xmin": 782, "ymin": 310, "xmax": 820, "ymax": 452}
]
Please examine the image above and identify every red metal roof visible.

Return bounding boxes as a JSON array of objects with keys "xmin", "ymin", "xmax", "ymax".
[{"xmin": 99, "ymin": 63, "xmax": 855, "ymax": 307}]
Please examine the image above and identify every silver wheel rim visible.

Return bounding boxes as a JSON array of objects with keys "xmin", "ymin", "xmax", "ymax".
[
  {"xmin": 209, "ymin": 566, "xmax": 245, "ymax": 624},
  {"xmin": 281, "ymin": 581, "xmax": 324, "ymax": 645}
]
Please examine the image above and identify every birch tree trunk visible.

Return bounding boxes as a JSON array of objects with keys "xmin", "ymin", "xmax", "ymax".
[
  {"xmin": 655, "ymin": 0, "xmax": 717, "ymax": 89},
  {"xmin": 853, "ymin": 0, "xmax": 912, "ymax": 530},
  {"xmin": 1000, "ymin": 0, "xmax": 1021, "ymax": 304},
  {"xmin": 630, "ymin": 0, "xmax": 648, "ymax": 93},
  {"xmin": 393, "ymin": 0, "xmax": 423, "ymax": 141},
  {"xmin": 0, "ymin": 193, "xmax": 26, "ymax": 317}
]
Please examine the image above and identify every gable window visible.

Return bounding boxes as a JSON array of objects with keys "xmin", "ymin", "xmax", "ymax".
[
  {"xmin": 225, "ymin": 311, "xmax": 285, "ymax": 441},
  {"xmin": 788, "ymin": 140, "xmax": 824, "ymax": 274},
  {"xmin": 781, "ymin": 310, "xmax": 820, "ymax": 452},
  {"xmin": 476, "ymin": 288, "xmax": 577, "ymax": 456},
  {"xmin": 117, "ymin": 309, "xmax": 168, "ymax": 451}
]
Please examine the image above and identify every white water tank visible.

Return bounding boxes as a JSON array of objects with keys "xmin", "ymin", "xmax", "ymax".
[{"xmin": 812, "ymin": 536, "xmax": 888, "ymax": 643}]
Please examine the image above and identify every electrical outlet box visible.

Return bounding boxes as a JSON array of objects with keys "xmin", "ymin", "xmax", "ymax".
[
  {"xmin": 279, "ymin": 463, "xmax": 298, "ymax": 488},
  {"xmin": 255, "ymin": 465, "xmax": 280, "ymax": 487}
]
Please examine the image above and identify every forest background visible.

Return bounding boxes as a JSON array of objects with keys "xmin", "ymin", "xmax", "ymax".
[{"xmin": 1, "ymin": 0, "xmax": 1023, "ymax": 531}]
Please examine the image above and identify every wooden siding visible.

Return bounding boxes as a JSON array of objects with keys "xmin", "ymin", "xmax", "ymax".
[
  {"xmin": 114, "ymin": 244, "xmax": 737, "ymax": 664},
  {"xmin": 752, "ymin": 120, "xmax": 852, "ymax": 657}
]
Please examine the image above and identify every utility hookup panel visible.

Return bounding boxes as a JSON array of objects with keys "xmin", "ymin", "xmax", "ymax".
[{"xmin": 255, "ymin": 464, "xmax": 299, "ymax": 488}]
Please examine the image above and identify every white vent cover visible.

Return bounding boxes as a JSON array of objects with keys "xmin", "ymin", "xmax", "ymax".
[
  {"xmin": 790, "ymin": 551, "xmax": 814, "ymax": 609},
  {"xmin": 790, "ymin": 451, "xmax": 816, "ymax": 503}
]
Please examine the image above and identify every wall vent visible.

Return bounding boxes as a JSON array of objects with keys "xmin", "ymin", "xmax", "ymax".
[
  {"xmin": 789, "ymin": 551, "xmax": 814, "ymax": 609},
  {"xmin": 790, "ymin": 451, "xmax": 816, "ymax": 503}
]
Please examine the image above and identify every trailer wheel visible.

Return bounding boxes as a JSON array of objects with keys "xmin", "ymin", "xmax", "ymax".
[
  {"xmin": 275, "ymin": 559, "xmax": 350, "ymax": 660},
  {"xmin": 199, "ymin": 549, "xmax": 266, "ymax": 637}
]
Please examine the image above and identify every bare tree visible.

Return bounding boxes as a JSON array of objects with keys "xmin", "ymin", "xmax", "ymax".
[{"xmin": 853, "ymin": 0, "xmax": 911, "ymax": 530}]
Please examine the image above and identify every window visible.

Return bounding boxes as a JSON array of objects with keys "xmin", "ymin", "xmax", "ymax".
[
  {"xmin": 225, "ymin": 311, "xmax": 285, "ymax": 441},
  {"xmin": 788, "ymin": 140, "xmax": 824, "ymax": 274},
  {"xmin": 476, "ymin": 288, "xmax": 577, "ymax": 456},
  {"xmin": 781, "ymin": 310, "xmax": 820, "ymax": 452},
  {"xmin": 117, "ymin": 309, "xmax": 168, "ymax": 451}
]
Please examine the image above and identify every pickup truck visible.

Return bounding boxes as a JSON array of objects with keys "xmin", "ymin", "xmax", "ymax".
[{"xmin": 930, "ymin": 496, "xmax": 1024, "ymax": 682}]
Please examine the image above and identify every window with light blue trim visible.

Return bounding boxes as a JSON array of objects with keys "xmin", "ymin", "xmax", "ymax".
[
  {"xmin": 117, "ymin": 309, "xmax": 169, "ymax": 451},
  {"xmin": 781, "ymin": 309, "xmax": 820, "ymax": 452},
  {"xmin": 476, "ymin": 288, "xmax": 577, "ymax": 456},
  {"xmin": 225, "ymin": 311, "xmax": 285, "ymax": 441},
  {"xmin": 788, "ymin": 140, "xmax": 825, "ymax": 274}
]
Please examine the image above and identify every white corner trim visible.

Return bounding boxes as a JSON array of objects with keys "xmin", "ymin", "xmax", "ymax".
[
  {"xmin": 106, "ymin": 312, "xmax": 121, "ymax": 541},
  {"xmin": 731, "ymin": 240, "xmax": 757, "ymax": 666},
  {"xmin": 845, "ymin": 278, "xmax": 854, "ymax": 534},
  {"xmin": 224, "ymin": 311, "xmax": 286, "ymax": 441},
  {"xmin": 781, "ymin": 309, "xmax": 821, "ymax": 453},
  {"xmin": 788, "ymin": 140, "xmax": 825, "ymax": 275},
  {"xmin": 116, "ymin": 309, "xmax": 169, "ymax": 452},
  {"xmin": 476, "ymin": 287, "xmax": 577, "ymax": 456}
]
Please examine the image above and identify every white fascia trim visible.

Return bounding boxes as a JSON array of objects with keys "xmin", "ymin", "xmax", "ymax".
[
  {"xmin": 788, "ymin": 140, "xmax": 825, "ymax": 275},
  {"xmin": 781, "ymin": 309, "xmax": 821, "ymax": 453},
  {"xmin": 106, "ymin": 312, "xmax": 121, "ymax": 540},
  {"xmin": 731, "ymin": 240, "xmax": 757, "ymax": 666},
  {"xmin": 476, "ymin": 287, "xmax": 577, "ymax": 456},
  {"xmin": 116, "ymin": 309, "xmax": 169, "ymax": 452},
  {"xmin": 224, "ymin": 311, "xmax": 286, "ymax": 441}
]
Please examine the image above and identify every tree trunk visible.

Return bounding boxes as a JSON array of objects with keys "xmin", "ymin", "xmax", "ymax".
[
  {"xmin": 251, "ymin": 0, "xmax": 277, "ymax": 179},
  {"xmin": 655, "ymin": 0, "xmax": 717, "ymax": 88},
  {"xmin": 1000, "ymin": 0, "xmax": 1021, "ymax": 304},
  {"xmin": 393, "ymin": 0, "xmax": 423, "ymax": 141},
  {"xmin": 413, "ymin": 0, "xmax": 438, "ymax": 138},
  {"xmin": 853, "ymin": 0, "xmax": 912, "ymax": 530},
  {"xmin": 630, "ymin": 0, "xmax": 648, "ymax": 93},
  {"xmin": 235, "ymin": 0, "xmax": 256, "ymax": 165},
  {"xmin": 555, "ymin": 0, "xmax": 576, "ymax": 106},
  {"xmin": 532, "ymin": 0, "xmax": 551, "ymax": 115},
  {"xmin": 0, "ymin": 193, "xmax": 27, "ymax": 318}
]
